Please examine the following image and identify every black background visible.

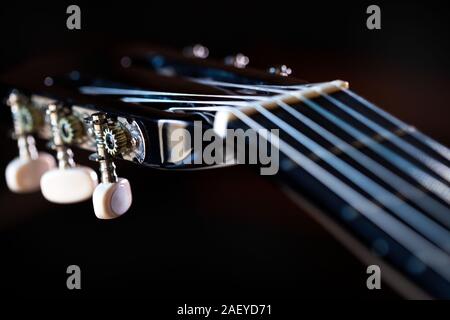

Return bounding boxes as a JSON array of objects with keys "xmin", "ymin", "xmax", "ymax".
[{"xmin": 0, "ymin": 0, "xmax": 449, "ymax": 303}]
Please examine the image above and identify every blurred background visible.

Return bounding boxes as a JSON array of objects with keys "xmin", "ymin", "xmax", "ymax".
[{"xmin": 0, "ymin": 1, "xmax": 449, "ymax": 301}]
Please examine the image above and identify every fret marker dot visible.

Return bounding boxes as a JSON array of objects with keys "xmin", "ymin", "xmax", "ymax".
[
  {"xmin": 406, "ymin": 257, "xmax": 426, "ymax": 275},
  {"xmin": 372, "ymin": 239, "xmax": 389, "ymax": 256},
  {"xmin": 340, "ymin": 206, "xmax": 358, "ymax": 221}
]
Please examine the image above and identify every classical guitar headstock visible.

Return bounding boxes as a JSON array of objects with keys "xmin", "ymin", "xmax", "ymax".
[{"xmin": 1, "ymin": 44, "xmax": 327, "ymax": 219}]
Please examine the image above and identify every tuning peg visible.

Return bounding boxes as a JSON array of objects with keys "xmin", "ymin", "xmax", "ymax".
[
  {"xmin": 40, "ymin": 104, "xmax": 98, "ymax": 204},
  {"xmin": 183, "ymin": 44, "xmax": 209, "ymax": 59},
  {"xmin": 93, "ymin": 177, "xmax": 132, "ymax": 219},
  {"xmin": 4, "ymin": 92, "xmax": 56, "ymax": 193},
  {"xmin": 5, "ymin": 141, "xmax": 56, "ymax": 193},
  {"xmin": 224, "ymin": 53, "xmax": 249, "ymax": 69},
  {"xmin": 268, "ymin": 65, "xmax": 292, "ymax": 77},
  {"xmin": 90, "ymin": 113, "xmax": 132, "ymax": 219}
]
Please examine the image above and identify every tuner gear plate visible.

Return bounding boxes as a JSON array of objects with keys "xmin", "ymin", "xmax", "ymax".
[
  {"xmin": 58, "ymin": 115, "xmax": 84, "ymax": 144},
  {"xmin": 103, "ymin": 125, "xmax": 129, "ymax": 156}
]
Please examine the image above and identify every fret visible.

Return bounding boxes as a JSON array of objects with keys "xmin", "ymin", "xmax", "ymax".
[{"xmin": 304, "ymin": 127, "xmax": 409, "ymax": 161}]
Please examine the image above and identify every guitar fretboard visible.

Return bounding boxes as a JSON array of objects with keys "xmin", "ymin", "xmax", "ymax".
[{"xmin": 213, "ymin": 83, "xmax": 450, "ymax": 298}]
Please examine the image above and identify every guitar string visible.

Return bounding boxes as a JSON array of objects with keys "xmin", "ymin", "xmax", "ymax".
[
  {"xmin": 275, "ymin": 99, "xmax": 450, "ymax": 228},
  {"xmin": 249, "ymin": 101, "xmax": 450, "ymax": 251},
  {"xmin": 295, "ymin": 91, "xmax": 450, "ymax": 205},
  {"xmin": 165, "ymin": 106, "xmax": 416, "ymax": 163},
  {"xmin": 189, "ymin": 78, "xmax": 290, "ymax": 94},
  {"xmin": 177, "ymin": 79, "xmax": 450, "ymax": 205},
  {"xmin": 344, "ymin": 89, "xmax": 450, "ymax": 162},
  {"xmin": 79, "ymin": 86, "xmax": 270, "ymax": 101},
  {"xmin": 243, "ymin": 83, "xmax": 327, "ymax": 89},
  {"xmin": 212, "ymin": 105, "xmax": 450, "ymax": 280},
  {"xmin": 121, "ymin": 97, "xmax": 249, "ymax": 106},
  {"xmin": 321, "ymin": 92, "xmax": 450, "ymax": 183}
]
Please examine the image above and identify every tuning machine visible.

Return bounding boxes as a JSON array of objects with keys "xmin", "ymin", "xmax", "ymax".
[
  {"xmin": 5, "ymin": 91, "xmax": 56, "ymax": 193},
  {"xmin": 40, "ymin": 104, "xmax": 98, "ymax": 204},
  {"xmin": 183, "ymin": 44, "xmax": 209, "ymax": 59},
  {"xmin": 87, "ymin": 113, "xmax": 132, "ymax": 219},
  {"xmin": 58, "ymin": 114, "xmax": 85, "ymax": 145},
  {"xmin": 268, "ymin": 65, "xmax": 292, "ymax": 77},
  {"xmin": 224, "ymin": 53, "xmax": 249, "ymax": 69}
]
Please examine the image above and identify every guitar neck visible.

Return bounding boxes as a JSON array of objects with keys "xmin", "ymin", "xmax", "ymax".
[
  {"xmin": 217, "ymin": 83, "xmax": 450, "ymax": 298},
  {"xmin": 3, "ymin": 46, "xmax": 450, "ymax": 298}
]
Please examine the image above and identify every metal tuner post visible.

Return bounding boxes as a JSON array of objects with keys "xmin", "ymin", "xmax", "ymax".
[
  {"xmin": 5, "ymin": 91, "xmax": 56, "ymax": 193},
  {"xmin": 89, "ymin": 113, "xmax": 132, "ymax": 219},
  {"xmin": 40, "ymin": 104, "xmax": 98, "ymax": 203}
]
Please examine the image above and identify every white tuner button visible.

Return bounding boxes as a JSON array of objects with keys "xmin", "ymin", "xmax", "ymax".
[
  {"xmin": 92, "ymin": 178, "xmax": 132, "ymax": 219},
  {"xmin": 40, "ymin": 166, "xmax": 98, "ymax": 204},
  {"xmin": 5, "ymin": 152, "xmax": 56, "ymax": 193}
]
